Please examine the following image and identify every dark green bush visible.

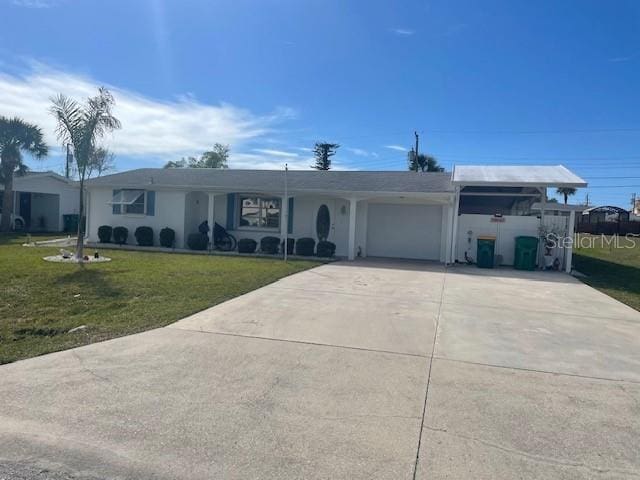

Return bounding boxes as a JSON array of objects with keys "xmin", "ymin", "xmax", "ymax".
[
  {"xmin": 113, "ymin": 226, "xmax": 129, "ymax": 245},
  {"xmin": 260, "ymin": 236, "xmax": 280, "ymax": 254},
  {"xmin": 97, "ymin": 225, "xmax": 112, "ymax": 243},
  {"xmin": 295, "ymin": 237, "xmax": 315, "ymax": 256},
  {"xmin": 187, "ymin": 233, "xmax": 209, "ymax": 251},
  {"xmin": 282, "ymin": 238, "xmax": 295, "ymax": 255},
  {"xmin": 238, "ymin": 238, "xmax": 257, "ymax": 254},
  {"xmin": 316, "ymin": 240, "xmax": 336, "ymax": 257},
  {"xmin": 159, "ymin": 227, "xmax": 175, "ymax": 248},
  {"xmin": 134, "ymin": 226, "xmax": 154, "ymax": 246}
]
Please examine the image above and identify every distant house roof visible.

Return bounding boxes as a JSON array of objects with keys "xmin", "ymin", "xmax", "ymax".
[
  {"xmin": 85, "ymin": 168, "xmax": 454, "ymax": 195},
  {"xmin": 452, "ymin": 165, "xmax": 587, "ymax": 188},
  {"xmin": 19, "ymin": 171, "xmax": 77, "ymax": 184}
]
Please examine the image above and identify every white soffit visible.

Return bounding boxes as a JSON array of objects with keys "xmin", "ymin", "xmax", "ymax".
[{"xmin": 452, "ymin": 165, "xmax": 587, "ymax": 188}]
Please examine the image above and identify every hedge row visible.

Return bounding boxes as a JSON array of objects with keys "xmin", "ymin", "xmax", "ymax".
[
  {"xmin": 98, "ymin": 225, "xmax": 176, "ymax": 248},
  {"xmin": 98, "ymin": 224, "xmax": 336, "ymax": 257}
]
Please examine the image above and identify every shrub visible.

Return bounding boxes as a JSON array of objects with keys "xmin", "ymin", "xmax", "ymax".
[
  {"xmin": 316, "ymin": 240, "xmax": 336, "ymax": 257},
  {"xmin": 260, "ymin": 236, "xmax": 280, "ymax": 254},
  {"xmin": 295, "ymin": 237, "xmax": 315, "ymax": 256},
  {"xmin": 282, "ymin": 238, "xmax": 295, "ymax": 255},
  {"xmin": 187, "ymin": 233, "xmax": 209, "ymax": 251},
  {"xmin": 159, "ymin": 227, "xmax": 175, "ymax": 248},
  {"xmin": 113, "ymin": 226, "xmax": 129, "ymax": 245},
  {"xmin": 238, "ymin": 238, "xmax": 257, "ymax": 254},
  {"xmin": 97, "ymin": 225, "xmax": 112, "ymax": 243},
  {"xmin": 134, "ymin": 226, "xmax": 154, "ymax": 246}
]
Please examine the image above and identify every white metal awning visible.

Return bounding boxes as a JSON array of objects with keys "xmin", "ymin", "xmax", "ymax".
[
  {"xmin": 452, "ymin": 165, "xmax": 587, "ymax": 188},
  {"xmin": 108, "ymin": 189, "xmax": 144, "ymax": 205}
]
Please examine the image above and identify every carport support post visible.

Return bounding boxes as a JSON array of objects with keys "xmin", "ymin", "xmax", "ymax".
[
  {"xmin": 566, "ymin": 210, "xmax": 576, "ymax": 273},
  {"xmin": 348, "ymin": 198, "xmax": 357, "ymax": 260},
  {"xmin": 450, "ymin": 186, "xmax": 461, "ymax": 263}
]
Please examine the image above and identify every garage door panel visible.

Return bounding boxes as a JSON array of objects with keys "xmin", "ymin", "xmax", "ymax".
[{"xmin": 367, "ymin": 203, "xmax": 442, "ymax": 260}]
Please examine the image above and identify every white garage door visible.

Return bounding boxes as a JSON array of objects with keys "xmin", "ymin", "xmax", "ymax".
[{"xmin": 367, "ymin": 203, "xmax": 442, "ymax": 260}]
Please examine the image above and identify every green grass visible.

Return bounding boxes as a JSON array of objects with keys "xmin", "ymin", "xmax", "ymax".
[
  {"xmin": 573, "ymin": 234, "xmax": 640, "ymax": 311},
  {"xmin": 0, "ymin": 234, "xmax": 320, "ymax": 364}
]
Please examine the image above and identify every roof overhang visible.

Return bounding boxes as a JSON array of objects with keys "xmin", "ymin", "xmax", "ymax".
[{"xmin": 452, "ymin": 165, "xmax": 587, "ymax": 188}]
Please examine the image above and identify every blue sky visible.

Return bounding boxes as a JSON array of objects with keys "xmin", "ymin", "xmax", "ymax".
[{"xmin": 1, "ymin": 0, "xmax": 639, "ymax": 206}]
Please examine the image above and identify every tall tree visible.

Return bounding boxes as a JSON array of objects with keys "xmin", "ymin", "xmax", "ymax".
[
  {"xmin": 556, "ymin": 187, "xmax": 577, "ymax": 204},
  {"xmin": 86, "ymin": 147, "xmax": 115, "ymax": 178},
  {"xmin": 0, "ymin": 117, "xmax": 48, "ymax": 232},
  {"xmin": 164, "ymin": 143, "xmax": 230, "ymax": 169},
  {"xmin": 312, "ymin": 142, "xmax": 340, "ymax": 170},
  {"xmin": 50, "ymin": 87, "xmax": 121, "ymax": 260},
  {"xmin": 407, "ymin": 149, "xmax": 444, "ymax": 172}
]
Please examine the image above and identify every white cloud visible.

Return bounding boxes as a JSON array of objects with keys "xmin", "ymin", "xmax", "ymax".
[
  {"xmin": 609, "ymin": 53, "xmax": 638, "ymax": 63},
  {"xmin": 252, "ymin": 148, "xmax": 299, "ymax": 158},
  {"xmin": 0, "ymin": 62, "xmax": 294, "ymax": 161},
  {"xmin": 392, "ymin": 28, "xmax": 415, "ymax": 36},
  {"xmin": 346, "ymin": 147, "xmax": 369, "ymax": 156},
  {"xmin": 12, "ymin": 0, "xmax": 59, "ymax": 7},
  {"xmin": 384, "ymin": 145, "xmax": 407, "ymax": 152}
]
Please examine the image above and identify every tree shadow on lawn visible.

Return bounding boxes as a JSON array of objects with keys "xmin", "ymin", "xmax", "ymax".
[
  {"xmin": 574, "ymin": 254, "xmax": 640, "ymax": 297},
  {"xmin": 56, "ymin": 267, "xmax": 124, "ymax": 300}
]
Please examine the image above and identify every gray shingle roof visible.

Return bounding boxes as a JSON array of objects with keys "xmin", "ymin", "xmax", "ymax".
[{"xmin": 85, "ymin": 168, "xmax": 454, "ymax": 194}]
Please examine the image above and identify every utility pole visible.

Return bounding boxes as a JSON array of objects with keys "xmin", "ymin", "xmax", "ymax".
[
  {"xmin": 283, "ymin": 163, "xmax": 288, "ymax": 262},
  {"xmin": 632, "ymin": 193, "xmax": 637, "ymax": 214},
  {"xmin": 414, "ymin": 131, "xmax": 419, "ymax": 159}
]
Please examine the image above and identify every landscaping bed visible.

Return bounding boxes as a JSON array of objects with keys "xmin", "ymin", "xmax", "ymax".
[{"xmin": 0, "ymin": 233, "xmax": 320, "ymax": 364}]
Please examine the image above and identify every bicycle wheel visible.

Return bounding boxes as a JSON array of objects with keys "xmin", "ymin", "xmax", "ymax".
[{"xmin": 217, "ymin": 233, "xmax": 237, "ymax": 251}]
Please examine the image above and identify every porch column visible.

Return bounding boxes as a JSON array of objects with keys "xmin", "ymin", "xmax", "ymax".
[
  {"xmin": 347, "ymin": 198, "xmax": 357, "ymax": 260},
  {"xmin": 208, "ymin": 193, "xmax": 215, "ymax": 243},
  {"xmin": 565, "ymin": 210, "xmax": 576, "ymax": 273}
]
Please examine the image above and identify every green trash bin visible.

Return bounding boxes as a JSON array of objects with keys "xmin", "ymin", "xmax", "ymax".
[
  {"xmin": 514, "ymin": 236, "xmax": 539, "ymax": 271},
  {"xmin": 477, "ymin": 236, "xmax": 496, "ymax": 269},
  {"xmin": 63, "ymin": 214, "xmax": 79, "ymax": 233}
]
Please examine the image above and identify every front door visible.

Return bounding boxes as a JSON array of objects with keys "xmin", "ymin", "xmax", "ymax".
[{"xmin": 18, "ymin": 192, "xmax": 31, "ymax": 228}]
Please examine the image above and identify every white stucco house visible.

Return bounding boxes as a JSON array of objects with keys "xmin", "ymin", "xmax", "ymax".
[
  {"xmin": 83, "ymin": 165, "xmax": 587, "ymax": 270},
  {"xmin": 0, "ymin": 171, "xmax": 80, "ymax": 232}
]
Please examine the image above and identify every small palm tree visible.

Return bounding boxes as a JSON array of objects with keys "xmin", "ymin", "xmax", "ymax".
[
  {"xmin": 408, "ymin": 150, "xmax": 444, "ymax": 172},
  {"xmin": 50, "ymin": 87, "xmax": 121, "ymax": 260},
  {"xmin": 556, "ymin": 187, "xmax": 577, "ymax": 204},
  {"xmin": 0, "ymin": 117, "xmax": 48, "ymax": 232}
]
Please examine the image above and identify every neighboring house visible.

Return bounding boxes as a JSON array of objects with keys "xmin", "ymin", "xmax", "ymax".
[
  {"xmin": 84, "ymin": 165, "xmax": 587, "ymax": 270},
  {"xmin": 0, "ymin": 171, "xmax": 79, "ymax": 232}
]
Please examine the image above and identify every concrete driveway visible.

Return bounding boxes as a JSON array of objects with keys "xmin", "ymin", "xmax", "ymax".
[{"xmin": 1, "ymin": 260, "xmax": 639, "ymax": 479}]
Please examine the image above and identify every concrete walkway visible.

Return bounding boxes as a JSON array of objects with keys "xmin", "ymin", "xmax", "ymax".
[{"xmin": 1, "ymin": 259, "xmax": 639, "ymax": 479}]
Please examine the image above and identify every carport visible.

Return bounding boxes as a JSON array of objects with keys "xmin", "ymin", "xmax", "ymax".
[{"xmin": 449, "ymin": 165, "xmax": 588, "ymax": 270}]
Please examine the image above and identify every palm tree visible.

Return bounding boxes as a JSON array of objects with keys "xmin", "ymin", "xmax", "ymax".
[
  {"xmin": 556, "ymin": 187, "xmax": 577, "ymax": 204},
  {"xmin": 407, "ymin": 150, "xmax": 444, "ymax": 172},
  {"xmin": 0, "ymin": 117, "xmax": 48, "ymax": 232},
  {"xmin": 50, "ymin": 87, "xmax": 121, "ymax": 260}
]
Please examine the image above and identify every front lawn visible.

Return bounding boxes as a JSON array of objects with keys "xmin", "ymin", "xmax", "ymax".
[
  {"xmin": 573, "ymin": 234, "xmax": 640, "ymax": 311},
  {"xmin": 0, "ymin": 234, "xmax": 320, "ymax": 364}
]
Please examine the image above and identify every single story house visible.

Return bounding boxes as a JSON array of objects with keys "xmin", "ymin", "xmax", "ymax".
[
  {"xmin": 84, "ymin": 165, "xmax": 587, "ymax": 270},
  {"xmin": 0, "ymin": 171, "xmax": 80, "ymax": 231}
]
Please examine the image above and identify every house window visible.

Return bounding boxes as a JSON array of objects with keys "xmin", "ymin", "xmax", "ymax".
[
  {"xmin": 239, "ymin": 196, "xmax": 280, "ymax": 229},
  {"xmin": 110, "ymin": 189, "xmax": 146, "ymax": 215}
]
